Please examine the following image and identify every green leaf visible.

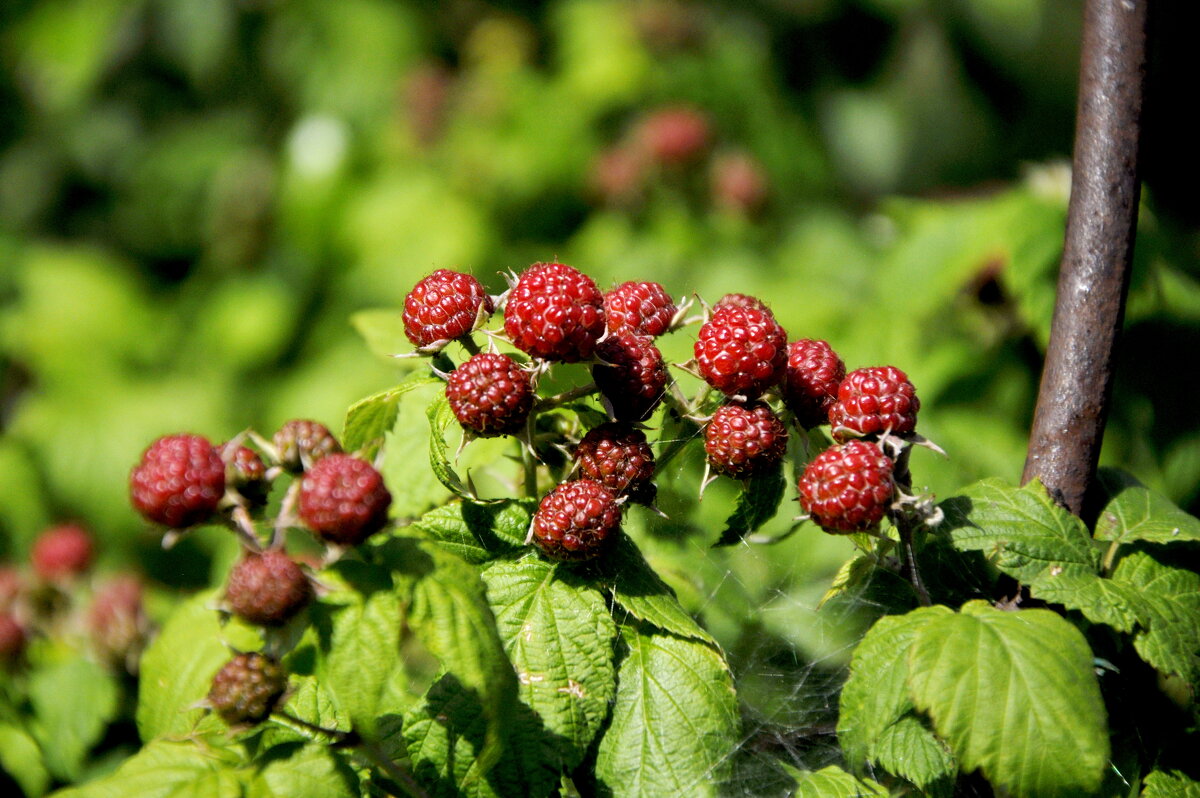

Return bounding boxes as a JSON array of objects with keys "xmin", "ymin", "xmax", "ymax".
[
  {"xmin": 1111, "ymin": 552, "xmax": 1200, "ymax": 685},
  {"xmin": 595, "ymin": 625, "xmax": 740, "ymax": 798},
  {"xmin": 600, "ymin": 534, "xmax": 716, "ymax": 646},
  {"xmin": 788, "ymin": 765, "xmax": 887, "ymax": 797},
  {"xmin": 310, "ymin": 561, "xmax": 408, "ymax": 740},
  {"xmin": 0, "ymin": 723, "xmax": 50, "ymax": 797},
  {"xmin": 403, "ymin": 674, "xmax": 497, "ymax": 798},
  {"xmin": 1027, "ymin": 571, "xmax": 1146, "ymax": 633},
  {"xmin": 427, "ymin": 393, "xmax": 474, "ymax": 499},
  {"xmin": 409, "ymin": 499, "xmax": 533, "ymax": 564},
  {"xmin": 1141, "ymin": 770, "xmax": 1200, "ymax": 798},
  {"xmin": 29, "ymin": 658, "xmax": 119, "ymax": 780},
  {"xmin": 351, "ymin": 308, "xmax": 411, "ymax": 360},
  {"xmin": 137, "ymin": 590, "xmax": 260, "ymax": 741},
  {"xmin": 943, "ymin": 478, "xmax": 1100, "ymax": 584},
  {"xmin": 482, "ymin": 556, "xmax": 618, "ymax": 770},
  {"xmin": 906, "ymin": 600, "xmax": 1110, "ymax": 797},
  {"xmin": 250, "ymin": 743, "xmax": 359, "ymax": 798},
  {"xmin": 50, "ymin": 739, "xmax": 244, "ymax": 798},
  {"xmin": 713, "ymin": 464, "xmax": 787, "ymax": 547},
  {"xmin": 258, "ymin": 675, "xmax": 352, "ymax": 750},
  {"xmin": 1094, "ymin": 469, "xmax": 1200, "ymax": 545},
  {"xmin": 342, "ymin": 373, "xmax": 440, "ymax": 456},
  {"xmin": 838, "ymin": 606, "xmax": 955, "ymax": 786}
]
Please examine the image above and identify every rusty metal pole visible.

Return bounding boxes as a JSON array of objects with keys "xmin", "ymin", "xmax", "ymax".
[{"xmin": 1022, "ymin": 0, "xmax": 1149, "ymax": 515}]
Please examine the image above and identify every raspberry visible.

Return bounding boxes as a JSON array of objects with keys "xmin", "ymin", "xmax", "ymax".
[
  {"xmin": 273, "ymin": 420, "xmax": 342, "ymax": 473},
  {"xmin": 828, "ymin": 366, "xmax": 920, "ymax": 442},
  {"xmin": 88, "ymin": 575, "xmax": 148, "ymax": 669},
  {"xmin": 130, "ymin": 434, "xmax": 226, "ymax": 528},
  {"xmin": 225, "ymin": 549, "xmax": 313, "ymax": 627},
  {"xmin": 403, "ymin": 269, "xmax": 494, "ymax": 348},
  {"xmin": 798, "ymin": 440, "xmax": 895, "ymax": 533},
  {"xmin": 635, "ymin": 106, "xmax": 710, "ymax": 166},
  {"xmin": 208, "ymin": 652, "xmax": 287, "ymax": 725},
  {"xmin": 711, "ymin": 152, "xmax": 768, "ymax": 214},
  {"xmin": 219, "ymin": 443, "xmax": 270, "ymax": 506},
  {"xmin": 782, "ymin": 339, "xmax": 846, "ymax": 429},
  {"xmin": 713, "ymin": 293, "xmax": 770, "ymax": 313},
  {"xmin": 573, "ymin": 423, "xmax": 657, "ymax": 505},
  {"xmin": 591, "ymin": 146, "xmax": 647, "ymax": 207},
  {"xmin": 504, "ymin": 262, "xmax": 605, "ymax": 362},
  {"xmin": 704, "ymin": 402, "xmax": 789, "ymax": 479},
  {"xmin": 531, "ymin": 479, "xmax": 622, "ymax": 562},
  {"xmin": 604, "ymin": 281, "xmax": 676, "ymax": 337},
  {"xmin": 693, "ymin": 305, "xmax": 788, "ymax": 398},
  {"xmin": 31, "ymin": 523, "xmax": 94, "ymax": 581},
  {"xmin": 0, "ymin": 613, "xmax": 26, "ymax": 662},
  {"xmin": 298, "ymin": 454, "xmax": 392, "ymax": 545},
  {"xmin": 445, "ymin": 352, "xmax": 535, "ymax": 437},
  {"xmin": 593, "ymin": 333, "xmax": 667, "ymax": 422}
]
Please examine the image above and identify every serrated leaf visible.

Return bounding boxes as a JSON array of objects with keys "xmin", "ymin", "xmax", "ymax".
[
  {"xmin": 427, "ymin": 393, "xmax": 474, "ymax": 499},
  {"xmin": 482, "ymin": 556, "xmax": 617, "ymax": 770},
  {"xmin": 351, "ymin": 308, "xmax": 410, "ymax": 360},
  {"xmin": 310, "ymin": 561, "xmax": 408, "ymax": 740},
  {"xmin": 837, "ymin": 606, "xmax": 953, "ymax": 783},
  {"xmin": 1141, "ymin": 770, "xmax": 1200, "ymax": 798},
  {"xmin": 258, "ymin": 675, "xmax": 352, "ymax": 750},
  {"xmin": 1027, "ymin": 571, "xmax": 1146, "ymax": 633},
  {"xmin": 29, "ymin": 657, "xmax": 119, "ymax": 780},
  {"xmin": 595, "ymin": 625, "xmax": 740, "ymax": 797},
  {"xmin": 342, "ymin": 373, "xmax": 440, "ymax": 455},
  {"xmin": 714, "ymin": 464, "xmax": 787, "ymax": 547},
  {"xmin": 1111, "ymin": 552, "xmax": 1200, "ymax": 685},
  {"xmin": 50, "ymin": 739, "xmax": 244, "ymax": 798},
  {"xmin": 600, "ymin": 534, "xmax": 716, "ymax": 646},
  {"xmin": 1094, "ymin": 469, "xmax": 1200, "ymax": 545},
  {"xmin": 410, "ymin": 499, "xmax": 533, "ymax": 564},
  {"xmin": 137, "ymin": 590, "xmax": 260, "ymax": 741},
  {"xmin": 250, "ymin": 743, "xmax": 359, "ymax": 798},
  {"xmin": 819, "ymin": 552, "xmax": 871, "ymax": 609},
  {"xmin": 403, "ymin": 674, "xmax": 498, "ymax": 798},
  {"xmin": 943, "ymin": 478, "xmax": 1100, "ymax": 584},
  {"xmin": 788, "ymin": 765, "xmax": 887, "ymax": 797},
  {"xmin": 0, "ymin": 723, "xmax": 50, "ymax": 797},
  {"xmin": 871, "ymin": 714, "xmax": 956, "ymax": 789},
  {"xmin": 906, "ymin": 600, "xmax": 1109, "ymax": 797}
]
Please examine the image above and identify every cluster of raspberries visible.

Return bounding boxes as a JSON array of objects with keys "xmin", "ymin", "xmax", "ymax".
[{"xmin": 402, "ymin": 263, "xmax": 924, "ymax": 556}]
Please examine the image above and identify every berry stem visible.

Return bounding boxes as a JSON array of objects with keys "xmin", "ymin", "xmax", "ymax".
[
  {"xmin": 534, "ymin": 381, "xmax": 599, "ymax": 411},
  {"xmin": 273, "ymin": 480, "xmax": 301, "ymax": 548},
  {"xmin": 458, "ymin": 335, "xmax": 482, "ymax": 356},
  {"xmin": 356, "ymin": 739, "xmax": 431, "ymax": 798},
  {"xmin": 228, "ymin": 506, "xmax": 264, "ymax": 553},
  {"xmin": 888, "ymin": 447, "xmax": 932, "ymax": 607},
  {"xmin": 521, "ymin": 415, "xmax": 539, "ymax": 498},
  {"xmin": 269, "ymin": 711, "xmax": 354, "ymax": 745}
]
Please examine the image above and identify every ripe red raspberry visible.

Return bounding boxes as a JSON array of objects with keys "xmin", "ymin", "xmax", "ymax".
[
  {"xmin": 713, "ymin": 293, "xmax": 769, "ymax": 313},
  {"xmin": 828, "ymin": 366, "xmax": 920, "ymax": 442},
  {"xmin": 635, "ymin": 106, "xmax": 710, "ymax": 166},
  {"xmin": 403, "ymin": 269, "xmax": 494, "ymax": 348},
  {"xmin": 705, "ymin": 402, "xmax": 789, "ymax": 480},
  {"xmin": 88, "ymin": 575, "xmax": 149, "ymax": 669},
  {"xmin": 0, "ymin": 613, "xmax": 26, "ymax": 662},
  {"xmin": 445, "ymin": 352, "xmax": 535, "ymax": 437},
  {"xmin": 693, "ymin": 306, "xmax": 788, "ymax": 399},
  {"xmin": 273, "ymin": 420, "xmax": 342, "ymax": 473},
  {"xmin": 531, "ymin": 479, "xmax": 622, "ymax": 562},
  {"xmin": 130, "ymin": 434, "xmax": 226, "ymax": 528},
  {"xmin": 604, "ymin": 281, "xmax": 676, "ymax": 337},
  {"xmin": 504, "ymin": 262, "xmax": 605, "ymax": 362},
  {"xmin": 31, "ymin": 523, "xmax": 94, "ymax": 581},
  {"xmin": 298, "ymin": 454, "xmax": 392, "ymax": 546},
  {"xmin": 573, "ymin": 423, "xmax": 657, "ymax": 505},
  {"xmin": 782, "ymin": 339, "xmax": 846, "ymax": 429},
  {"xmin": 225, "ymin": 550, "xmax": 313, "ymax": 627},
  {"xmin": 798, "ymin": 440, "xmax": 895, "ymax": 533},
  {"xmin": 208, "ymin": 652, "xmax": 287, "ymax": 725},
  {"xmin": 593, "ymin": 333, "xmax": 667, "ymax": 422},
  {"xmin": 219, "ymin": 443, "xmax": 270, "ymax": 506}
]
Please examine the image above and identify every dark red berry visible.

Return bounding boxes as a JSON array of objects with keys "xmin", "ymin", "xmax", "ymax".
[
  {"xmin": 604, "ymin": 281, "xmax": 676, "ymax": 337},
  {"xmin": 504, "ymin": 262, "xmax": 605, "ymax": 362},
  {"xmin": 531, "ymin": 479, "xmax": 622, "ymax": 562},
  {"xmin": 88, "ymin": 575, "xmax": 149, "ymax": 669},
  {"xmin": 445, "ymin": 352, "xmax": 535, "ymax": 437},
  {"xmin": 713, "ymin": 293, "xmax": 770, "ymax": 313},
  {"xmin": 219, "ymin": 443, "xmax": 270, "ymax": 506},
  {"xmin": 403, "ymin": 269, "xmax": 494, "ymax": 348},
  {"xmin": 298, "ymin": 454, "xmax": 392, "ymax": 546},
  {"xmin": 593, "ymin": 333, "xmax": 667, "ymax": 422},
  {"xmin": 130, "ymin": 434, "xmax": 226, "ymax": 528},
  {"xmin": 635, "ymin": 106, "xmax": 710, "ymax": 166},
  {"xmin": 31, "ymin": 523, "xmax": 94, "ymax": 581},
  {"xmin": 782, "ymin": 339, "xmax": 846, "ymax": 429},
  {"xmin": 225, "ymin": 550, "xmax": 313, "ymax": 627},
  {"xmin": 798, "ymin": 440, "xmax": 895, "ymax": 533},
  {"xmin": 273, "ymin": 420, "xmax": 342, "ymax": 473},
  {"xmin": 693, "ymin": 305, "xmax": 788, "ymax": 398},
  {"xmin": 573, "ymin": 423, "xmax": 657, "ymax": 505},
  {"xmin": 828, "ymin": 366, "xmax": 920, "ymax": 442},
  {"xmin": 208, "ymin": 652, "xmax": 287, "ymax": 725},
  {"xmin": 711, "ymin": 152, "xmax": 768, "ymax": 214},
  {"xmin": 705, "ymin": 402, "xmax": 789, "ymax": 480},
  {"xmin": 0, "ymin": 613, "xmax": 26, "ymax": 662}
]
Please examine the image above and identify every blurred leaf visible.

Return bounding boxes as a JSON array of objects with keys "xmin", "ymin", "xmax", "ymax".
[
  {"xmin": 714, "ymin": 464, "xmax": 786, "ymax": 546},
  {"xmin": 50, "ymin": 739, "xmax": 244, "ymax": 798},
  {"xmin": 250, "ymin": 743, "xmax": 359, "ymax": 798},
  {"xmin": 788, "ymin": 765, "xmax": 887, "ymax": 797},
  {"xmin": 0, "ymin": 723, "xmax": 50, "ymax": 798},
  {"xmin": 350, "ymin": 310, "xmax": 411, "ymax": 361},
  {"xmin": 29, "ymin": 658, "xmax": 119, "ymax": 781},
  {"xmin": 1141, "ymin": 770, "xmax": 1200, "ymax": 798},
  {"xmin": 342, "ymin": 373, "xmax": 439, "ymax": 456}
]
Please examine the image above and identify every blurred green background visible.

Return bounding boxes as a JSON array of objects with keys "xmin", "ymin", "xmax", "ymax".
[{"xmin": 1, "ymin": 0, "xmax": 1198, "ymax": 722}]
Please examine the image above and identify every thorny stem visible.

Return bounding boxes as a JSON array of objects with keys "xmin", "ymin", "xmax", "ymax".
[
  {"xmin": 228, "ymin": 505, "xmax": 264, "ymax": 552},
  {"xmin": 273, "ymin": 480, "xmax": 301, "ymax": 549},
  {"xmin": 888, "ymin": 447, "xmax": 932, "ymax": 607},
  {"xmin": 458, "ymin": 335, "xmax": 482, "ymax": 357},
  {"xmin": 356, "ymin": 740, "xmax": 431, "ymax": 798},
  {"xmin": 534, "ymin": 381, "xmax": 599, "ymax": 411},
  {"xmin": 521, "ymin": 414, "xmax": 539, "ymax": 499}
]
